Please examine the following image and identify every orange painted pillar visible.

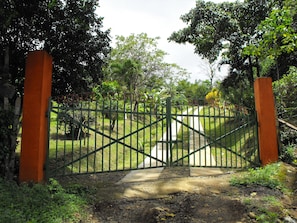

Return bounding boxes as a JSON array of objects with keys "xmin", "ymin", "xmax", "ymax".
[
  {"xmin": 254, "ymin": 77, "xmax": 279, "ymax": 165},
  {"xmin": 19, "ymin": 51, "xmax": 53, "ymax": 182}
]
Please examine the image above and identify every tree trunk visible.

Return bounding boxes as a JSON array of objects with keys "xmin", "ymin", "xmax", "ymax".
[
  {"xmin": 5, "ymin": 97, "xmax": 21, "ymax": 181},
  {"xmin": 0, "ymin": 46, "xmax": 22, "ymax": 181}
]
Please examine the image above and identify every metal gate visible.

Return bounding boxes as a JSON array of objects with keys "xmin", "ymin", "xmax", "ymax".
[{"xmin": 46, "ymin": 96, "xmax": 260, "ymax": 178}]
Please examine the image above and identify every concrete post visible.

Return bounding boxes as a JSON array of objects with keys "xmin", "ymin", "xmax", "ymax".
[
  {"xmin": 19, "ymin": 51, "xmax": 53, "ymax": 182},
  {"xmin": 254, "ymin": 77, "xmax": 279, "ymax": 165}
]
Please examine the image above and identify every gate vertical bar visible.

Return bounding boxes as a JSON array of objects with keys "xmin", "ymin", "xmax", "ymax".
[
  {"xmin": 123, "ymin": 101, "xmax": 126, "ymax": 169},
  {"xmin": 45, "ymin": 98, "xmax": 52, "ymax": 180},
  {"xmin": 116, "ymin": 100, "xmax": 119, "ymax": 171},
  {"xmin": 166, "ymin": 97, "xmax": 172, "ymax": 166},
  {"xmin": 93, "ymin": 100, "xmax": 98, "ymax": 172}
]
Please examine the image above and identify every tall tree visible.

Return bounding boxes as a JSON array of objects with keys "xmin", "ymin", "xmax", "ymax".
[
  {"xmin": 243, "ymin": 0, "xmax": 297, "ymax": 80},
  {"xmin": 0, "ymin": 0, "xmax": 110, "ymax": 96},
  {"xmin": 105, "ymin": 33, "xmax": 189, "ymax": 97},
  {"xmin": 197, "ymin": 57, "xmax": 223, "ymax": 88},
  {"xmin": 109, "ymin": 58, "xmax": 143, "ymax": 101},
  {"xmin": 0, "ymin": 0, "xmax": 110, "ymax": 180},
  {"xmin": 169, "ymin": 0, "xmax": 275, "ymax": 108}
]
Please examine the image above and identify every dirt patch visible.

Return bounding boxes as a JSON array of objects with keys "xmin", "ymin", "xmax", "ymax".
[
  {"xmin": 93, "ymin": 192, "xmax": 249, "ymax": 223},
  {"xmin": 58, "ymin": 164, "xmax": 297, "ymax": 223}
]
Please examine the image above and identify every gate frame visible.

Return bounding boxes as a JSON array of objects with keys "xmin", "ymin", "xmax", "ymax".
[
  {"xmin": 47, "ymin": 97, "xmax": 259, "ymax": 177},
  {"xmin": 18, "ymin": 52, "xmax": 279, "ymax": 182}
]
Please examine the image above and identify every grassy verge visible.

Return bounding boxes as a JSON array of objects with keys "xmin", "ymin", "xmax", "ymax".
[
  {"xmin": 0, "ymin": 178, "xmax": 89, "ymax": 223},
  {"xmin": 230, "ymin": 162, "xmax": 288, "ymax": 192},
  {"xmin": 230, "ymin": 162, "xmax": 292, "ymax": 222}
]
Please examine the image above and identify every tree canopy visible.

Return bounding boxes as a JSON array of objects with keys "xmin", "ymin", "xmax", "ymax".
[
  {"xmin": 104, "ymin": 33, "xmax": 189, "ymax": 100},
  {"xmin": 0, "ymin": 0, "xmax": 110, "ymax": 96},
  {"xmin": 0, "ymin": 0, "xmax": 110, "ymax": 180},
  {"xmin": 243, "ymin": 0, "xmax": 297, "ymax": 80},
  {"xmin": 168, "ymin": 0, "xmax": 296, "ymax": 109},
  {"xmin": 176, "ymin": 79, "xmax": 212, "ymax": 105}
]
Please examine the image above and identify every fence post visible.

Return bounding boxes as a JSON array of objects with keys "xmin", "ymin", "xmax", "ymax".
[
  {"xmin": 254, "ymin": 77, "xmax": 278, "ymax": 165},
  {"xmin": 19, "ymin": 51, "xmax": 53, "ymax": 183}
]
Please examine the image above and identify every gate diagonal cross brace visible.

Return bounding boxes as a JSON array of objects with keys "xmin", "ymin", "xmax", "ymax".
[
  {"xmin": 174, "ymin": 118, "xmax": 259, "ymax": 166},
  {"xmin": 137, "ymin": 108, "xmax": 193, "ymax": 168},
  {"xmin": 49, "ymin": 109, "xmax": 166, "ymax": 172},
  {"xmin": 48, "ymin": 100, "xmax": 260, "ymax": 177}
]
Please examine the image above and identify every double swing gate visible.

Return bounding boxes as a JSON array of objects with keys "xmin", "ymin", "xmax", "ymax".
[{"xmin": 46, "ymin": 95, "xmax": 260, "ymax": 178}]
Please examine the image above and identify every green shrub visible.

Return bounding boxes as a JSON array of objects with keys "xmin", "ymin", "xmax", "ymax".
[
  {"xmin": 205, "ymin": 88, "xmax": 220, "ymax": 105},
  {"xmin": 230, "ymin": 163, "xmax": 287, "ymax": 191},
  {"xmin": 273, "ymin": 66, "xmax": 297, "ymax": 158},
  {"xmin": 273, "ymin": 66, "xmax": 297, "ymax": 110},
  {"xmin": 280, "ymin": 144, "xmax": 297, "ymax": 164}
]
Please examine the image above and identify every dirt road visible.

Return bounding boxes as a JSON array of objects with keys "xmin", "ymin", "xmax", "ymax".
[{"xmin": 58, "ymin": 164, "xmax": 297, "ymax": 223}]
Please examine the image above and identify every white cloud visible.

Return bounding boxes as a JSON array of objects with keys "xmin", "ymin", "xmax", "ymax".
[{"xmin": 97, "ymin": 0, "xmax": 230, "ymax": 82}]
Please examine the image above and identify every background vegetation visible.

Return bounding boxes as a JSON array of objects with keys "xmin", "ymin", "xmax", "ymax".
[{"xmin": 0, "ymin": 0, "xmax": 296, "ymax": 221}]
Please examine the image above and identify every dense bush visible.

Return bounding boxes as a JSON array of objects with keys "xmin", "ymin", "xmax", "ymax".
[
  {"xmin": 273, "ymin": 66, "xmax": 297, "ymax": 113},
  {"xmin": 0, "ymin": 108, "xmax": 16, "ymax": 179},
  {"xmin": 205, "ymin": 88, "xmax": 220, "ymax": 105},
  {"xmin": 273, "ymin": 66, "xmax": 297, "ymax": 163}
]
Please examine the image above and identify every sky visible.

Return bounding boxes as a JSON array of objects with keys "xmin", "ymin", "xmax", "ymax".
[{"xmin": 97, "ymin": 0, "xmax": 230, "ymax": 82}]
